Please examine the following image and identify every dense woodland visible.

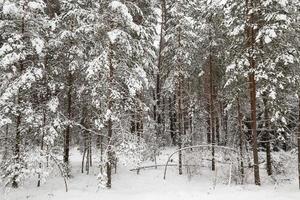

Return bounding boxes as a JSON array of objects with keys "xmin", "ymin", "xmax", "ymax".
[{"xmin": 0, "ymin": 0, "xmax": 300, "ymax": 191}]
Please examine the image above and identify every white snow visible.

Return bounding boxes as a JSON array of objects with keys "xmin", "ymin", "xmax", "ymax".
[
  {"xmin": 28, "ymin": 1, "xmax": 45, "ymax": 11},
  {"xmin": 264, "ymin": 35, "xmax": 272, "ymax": 44},
  {"xmin": 47, "ymin": 97, "xmax": 59, "ymax": 112},
  {"xmin": 31, "ymin": 38, "xmax": 44, "ymax": 55},
  {"xmin": 107, "ymin": 29, "xmax": 123, "ymax": 44},
  {"xmin": 108, "ymin": 1, "xmax": 141, "ymax": 35},
  {"xmin": 277, "ymin": 0, "xmax": 288, "ymax": 7},
  {"xmin": 2, "ymin": 148, "xmax": 300, "ymax": 200},
  {"xmin": 269, "ymin": 90, "xmax": 276, "ymax": 99},
  {"xmin": 0, "ymin": 115, "xmax": 12, "ymax": 127},
  {"xmin": 109, "ymin": 1, "xmax": 133, "ymax": 23},
  {"xmin": 276, "ymin": 14, "xmax": 287, "ymax": 21},
  {"xmin": 2, "ymin": 2, "xmax": 18, "ymax": 15},
  {"xmin": 264, "ymin": 29, "xmax": 277, "ymax": 44}
]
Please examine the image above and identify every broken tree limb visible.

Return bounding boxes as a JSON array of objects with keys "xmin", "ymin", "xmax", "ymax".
[{"xmin": 130, "ymin": 164, "xmax": 201, "ymax": 173}]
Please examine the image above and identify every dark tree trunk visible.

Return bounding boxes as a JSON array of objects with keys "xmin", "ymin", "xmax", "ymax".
[
  {"xmin": 106, "ymin": 117, "xmax": 112, "ymax": 188},
  {"xmin": 216, "ymin": 114, "xmax": 220, "ymax": 145},
  {"xmin": 246, "ymin": 0, "xmax": 261, "ymax": 185},
  {"xmin": 3, "ymin": 124, "xmax": 9, "ymax": 161},
  {"xmin": 298, "ymin": 96, "xmax": 300, "ymax": 189},
  {"xmin": 155, "ymin": 0, "xmax": 166, "ymax": 137},
  {"xmin": 86, "ymin": 144, "xmax": 90, "ymax": 175},
  {"xmin": 12, "ymin": 113, "xmax": 21, "ymax": 188},
  {"xmin": 63, "ymin": 72, "xmax": 73, "ymax": 176},
  {"xmin": 130, "ymin": 111, "xmax": 136, "ymax": 134},
  {"xmin": 81, "ymin": 108, "xmax": 87, "ymax": 174},
  {"xmin": 100, "ymin": 135, "xmax": 104, "ymax": 174},
  {"xmin": 37, "ymin": 113, "xmax": 46, "ymax": 187},
  {"xmin": 206, "ymin": 114, "xmax": 211, "ymax": 144},
  {"xmin": 13, "ymin": 6, "xmax": 26, "ymax": 187},
  {"xmin": 177, "ymin": 76, "xmax": 183, "ymax": 175},
  {"xmin": 89, "ymin": 133, "xmax": 92, "ymax": 167},
  {"xmin": 263, "ymin": 94, "xmax": 272, "ymax": 176},
  {"xmin": 237, "ymin": 96, "xmax": 244, "ymax": 183},
  {"xmin": 209, "ymin": 39, "xmax": 215, "ymax": 171},
  {"xmin": 169, "ymin": 96, "xmax": 177, "ymax": 145},
  {"xmin": 106, "ymin": 44, "xmax": 114, "ymax": 189},
  {"xmin": 137, "ymin": 94, "xmax": 144, "ymax": 142},
  {"xmin": 249, "ymin": 73, "xmax": 260, "ymax": 185},
  {"xmin": 223, "ymin": 111, "xmax": 228, "ymax": 146},
  {"xmin": 81, "ymin": 147, "xmax": 86, "ymax": 174}
]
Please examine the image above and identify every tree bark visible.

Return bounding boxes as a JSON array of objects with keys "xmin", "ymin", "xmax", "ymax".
[
  {"xmin": 155, "ymin": 0, "xmax": 166, "ymax": 137},
  {"xmin": 246, "ymin": 0, "xmax": 261, "ymax": 185},
  {"xmin": 169, "ymin": 96, "xmax": 177, "ymax": 145},
  {"xmin": 12, "ymin": 112, "xmax": 21, "ymax": 188},
  {"xmin": 206, "ymin": 114, "xmax": 211, "ymax": 144},
  {"xmin": 89, "ymin": 133, "xmax": 92, "ymax": 167},
  {"xmin": 237, "ymin": 96, "xmax": 244, "ymax": 183},
  {"xmin": 86, "ymin": 144, "xmax": 90, "ymax": 175},
  {"xmin": 37, "ymin": 113, "xmax": 46, "ymax": 187},
  {"xmin": 106, "ymin": 43, "xmax": 114, "ymax": 189},
  {"xmin": 249, "ymin": 73, "xmax": 260, "ymax": 185},
  {"xmin": 298, "ymin": 96, "xmax": 300, "ymax": 189},
  {"xmin": 177, "ymin": 76, "xmax": 183, "ymax": 175},
  {"xmin": 216, "ymin": 114, "xmax": 220, "ymax": 145},
  {"xmin": 3, "ymin": 124, "xmax": 9, "ymax": 161},
  {"xmin": 224, "ymin": 111, "xmax": 228, "ymax": 146},
  {"xmin": 12, "ymin": 5, "xmax": 26, "ymax": 187},
  {"xmin": 209, "ymin": 40, "xmax": 215, "ymax": 171},
  {"xmin": 63, "ymin": 71, "xmax": 73, "ymax": 177},
  {"xmin": 81, "ymin": 147, "xmax": 86, "ymax": 174},
  {"xmin": 263, "ymin": 94, "xmax": 272, "ymax": 176}
]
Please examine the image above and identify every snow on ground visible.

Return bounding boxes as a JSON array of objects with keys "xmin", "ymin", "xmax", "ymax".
[{"xmin": 2, "ymin": 148, "xmax": 300, "ymax": 200}]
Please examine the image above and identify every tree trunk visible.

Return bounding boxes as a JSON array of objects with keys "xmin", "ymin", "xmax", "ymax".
[
  {"xmin": 86, "ymin": 145, "xmax": 90, "ymax": 175},
  {"xmin": 176, "ymin": 26, "xmax": 184, "ymax": 175},
  {"xmin": 297, "ymin": 94, "xmax": 300, "ymax": 189},
  {"xmin": 224, "ymin": 111, "xmax": 228, "ymax": 146},
  {"xmin": 63, "ymin": 72, "xmax": 73, "ymax": 177},
  {"xmin": 3, "ymin": 124, "xmax": 9, "ymax": 161},
  {"xmin": 81, "ymin": 147, "xmax": 86, "ymax": 174},
  {"xmin": 106, "ymin": 44, "xmax": 114, "ymax": 189},
  {"xmin": 155, "ymin": 0, "xmax": 166, "ymax": 137},
  {"xmin": 100, "ymin": 135, "xmax": 104, "ymax": 175},
  {"xmin": 37, "ymin": 113, "xmax": 46, "ymax": 187},
  {"xmin": 12, "ymin": 112, "xmax": 21, "ymax": 188},
  {"xmin": 89, "ymin": 133, "xmax": 92, "ymax": 167},
  {"xmin": 106, "ymin": 118, "xmax": 112, "ymax": 188},
  {"xmin": 12, "ymin": 3, "xmax": 26, "ymax": 188},
  {"xmin": 246, "ymin": 0, "xmax": 261, "ymax": 185},
  {"xmin": 209, "ymin": 45, "xmax": 215, "ymax": 171},
  {"xmin": 206, "ymin": 114, "xmax": 211, "ymax": 144},
  {"xmin": 237, "ymin": 96, "xmax": 244, "ymax": 183},
  {"xmin": 177, "ymin": 76, "xmax": 183, "ymax": 175},
  {"xmin": 216, "ymin": 114, "xmax": 220, "ymax": 145},
  {"xmin": 263, "ymin": 94, "xmax": 272, "ymax": 176},
  {"xmin": 249, "ymin": 73, "xmax": 260, "ymax": 185},
  {"xmin": 170, "ymin": 96, "xmax": 177, "ymax": 145}
]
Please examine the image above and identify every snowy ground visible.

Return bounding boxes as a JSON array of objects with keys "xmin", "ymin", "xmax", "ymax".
[{"xmin": 2, "ymin": 148, "xmax": 300, "ymax": 200}]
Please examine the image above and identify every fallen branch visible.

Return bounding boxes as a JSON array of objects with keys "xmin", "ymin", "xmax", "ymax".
[{"xmin": 130, "ymin": 164, "xmax": 200, "ymax": 173}]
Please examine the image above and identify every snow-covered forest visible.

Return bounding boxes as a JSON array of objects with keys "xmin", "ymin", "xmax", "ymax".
[{"xmin": 0, "ymin": 0, "xmax": 300, "ymax": 199}]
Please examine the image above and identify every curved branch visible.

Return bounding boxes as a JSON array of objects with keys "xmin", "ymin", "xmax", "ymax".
[
  {"xmin": 48, "ymin": 153, "xmax": 68, "ymax": 192},
  {"xmin": 163, "ymin": 145, "xmax": 238, "ymax": 180}
]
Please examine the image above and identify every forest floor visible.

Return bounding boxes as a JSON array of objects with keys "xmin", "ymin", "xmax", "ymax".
[{"xmin": 2, "ymin": 148, "xmax": 300, "ymax": 200}]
